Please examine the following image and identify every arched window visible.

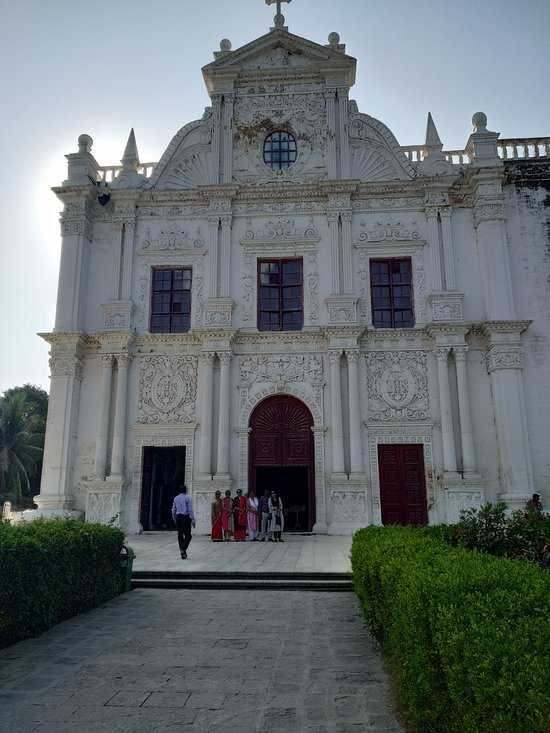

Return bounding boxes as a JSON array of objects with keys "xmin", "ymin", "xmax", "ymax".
[{"xmin": 263, "ymin": 131, "xmax": 297, "ymax": 171}]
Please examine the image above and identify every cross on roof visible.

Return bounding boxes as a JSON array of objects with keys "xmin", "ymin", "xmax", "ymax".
[{"xmin": 265, "ymin": 0, "xmax": 292, "ymax": 18}]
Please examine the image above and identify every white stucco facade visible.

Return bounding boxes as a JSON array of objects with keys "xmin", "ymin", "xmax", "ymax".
[{"xmin": 29, "ymin": 12, "xmax": 550, "ymax": 534}]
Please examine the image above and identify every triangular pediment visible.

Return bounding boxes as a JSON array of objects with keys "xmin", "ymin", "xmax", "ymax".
[{"xmin": 203, "ymin": 29, "xmax": 356, "ymax": 89}]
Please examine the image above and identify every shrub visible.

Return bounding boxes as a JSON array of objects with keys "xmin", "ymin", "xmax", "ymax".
[
  {"xmin": 429, "ymin": 502, "xmax": 550, "ymax": 564},
  {"xmin": 352, "ymin": 526, "xmax": 550, "ymax": 733},
  {"xmin": 0, "ymin": 518, "xmax": 126, "ymax": 648}
]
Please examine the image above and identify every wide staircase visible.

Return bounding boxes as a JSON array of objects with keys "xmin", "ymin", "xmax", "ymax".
[{"xmin": 132, "ymin": 570, "xmax": 353, "ymax": 592}]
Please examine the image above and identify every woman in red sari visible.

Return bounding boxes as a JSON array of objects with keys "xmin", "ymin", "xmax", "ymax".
[
  {"xmin": 233, "ymin": 489, "xmax": 248, "ymax": 541},
  {"xmin": 221, "ymin": 489, "xmax": 233, "ymax": 541},
  {"xmin": 211, "ymin": 490, "xmax": 223, "ymax": 541}
]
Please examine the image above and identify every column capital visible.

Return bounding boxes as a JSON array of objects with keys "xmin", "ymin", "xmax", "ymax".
[
  {"xmin": 346, "ymin": 349, "xmax": 360, "ymax": 363},
  {"xmin": 324, "ymin": 88, "xmax": 337, "ymax": 100},
  {"xmin": 327, "ymin": 211, "xmax": 339, "ymax": 224},
  {"xmin": 218, "ymin": 351, "xmax": 232, "ymax": 365},
  {"xmin": 101, "ymin": 354, "xmax": 114, "ymax": 367},
  {"xmin": 453, "ymin": 346, "xmax": 468, "ymax": 361},
  {"xmin": 199, "ymin": 350, "xmax": 216, "ymax": 364},
  {"xmin": 435, "ymin": 346, "xmax": 451, "ymax": 361},
  {"xmin": 340, "ymin": 210, "xmax": 352, "ymax": 224},
  {"xmin": 328, "ymin": 349, "xmax": 343, "ymax": 365},
  {"xmin": 115, "ymin": 353, "xmax": 132, "ymax": 369}
]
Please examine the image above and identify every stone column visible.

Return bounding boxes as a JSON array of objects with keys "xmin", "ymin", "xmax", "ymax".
[
  {"xmin": 435, "ymin": 347, "xmax": 458, "ymax": 474},
  {"xmin": 210, "ymin": 93, "xmax": 222, "ymax": 184},
  {"xmin": 27, "ymin": 334, "xmax": 86, "ymax": 518},
  {"xmin": 484, "ymin": 324, "xmax": 533, "ymax": 507},
  {"xmin": 208, "ymin": 217, "xmax": 219, "ymax": 298},
  {"xmin": 222, "ymin": 94, "xmax": 234, "ymax": 184},
  {"xmin": 341, "ymin": 211, "xmax": 353, "ymax": 294},
  {"xmin": 329, "ymin": 350, "xmax": 345, "ymax": 474},
  {"xmin": 439, "ymin": 208, "xmax": 457, "ymax": 291},
  {"xmin": 94, "ymin": 355, "xmax": 113, "ymax": 480},
  {"xmin": 109, "ymin": 354, "xmax": 130, "ymax": 480},
  {"xmin": 324, "ymin": 88, "xmax": 338, "ymax": 179},
  {"xmin": 198, "ymin": 352, "xmax": 215, "ymax": 476},
  {"xmin": 220, "ymin": 216, "xmax": 232, "ymax": 298},
  {"xmin": 55, "ymin": 198, "xmax": 92, "ymax": 331},
  {"xmin": 425, "ymin": 206, "xmax": 443, "ymax": 291},
  {"xmin": 454, "ymin": 347, "xmax": 476, "ymax": 475},
  {"xmin": 347, "ymin": 350, "xmax": 363, "ymax": 473},
  {"xmin": 337, "ymin": 87, "xmax": 351, "ymax": 179},
  {"xmin": 328, "ymin": 212, "xmax": 340, "ymax": 294},
  {"xmin": 216, "ymin": 352, "xmax": 231, "ymax": 477}
]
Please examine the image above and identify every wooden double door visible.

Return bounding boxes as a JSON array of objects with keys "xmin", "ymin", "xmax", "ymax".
[
  {"xmin": 249, "ymin": 395, "xmax": 315, "ymax": 531},
  {"xmin": 378, "ymin": 444, "xmax": 428, "ymax": 526}
]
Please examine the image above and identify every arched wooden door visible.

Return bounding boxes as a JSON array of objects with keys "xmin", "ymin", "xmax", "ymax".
[{"xmin": 249, "ymin": 395, "xmax": 315, "ymax": 531}]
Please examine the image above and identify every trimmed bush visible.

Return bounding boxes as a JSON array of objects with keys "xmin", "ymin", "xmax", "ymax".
[
  {"xmin": 0, "ymin": 518, "xmax": 126, "ymax": 648},
  {"xmin": 352, "ymin": 526, "xmax": 550, "ymax": 733}
]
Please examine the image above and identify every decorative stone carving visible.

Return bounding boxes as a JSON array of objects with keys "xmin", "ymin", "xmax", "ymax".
[
  {"xmin": 329, "ymin": 490, "xmax": 366, "ymax": 522},
  {"xmin": 102, "ymin": 301, "xmax": 133, "ymax": 331},
  {"xmin": 325, "ymin": 296, "xmax": 358, "ymax": 325},
  {"xmin": 445, "ymin": 489, "xmax": 484, "ymax": 524},
  {"xmin": 49, "ymin": 355, "xmax": 84, "ymax": 379},
  {"xmin": 366, "ymin": 351, "xmax": 429, "ymax": 421},
  {"xmin": 141, "ymin": 226, "xmax": 205, "ymax": 251},
  {"xmin": 137, "ymin": 356, "xmax": 197, "ymax": 424},
  {"xmin": 473, "ymin": 200, "xmax": 506, "ymax": 225},
  {"xmin": 233, "ymin": 91, "xmax": 327, "ymax": 184},
  {"xmin": 163, "ymin": 144, "xmax": 211, "ymax": 188},
  {"xmin": 86, "ymin": 490, "xmax": 121, "ymax": 525},
  {"xmin": 205, "ymin": 297, "xmax": 233, "ymax": 327},
  {"xmin": 305, "ymin": 251, "xmax": 319, "ymax": 324},
  {"xmin": 242, "ymin": 218, "xmax": 319, "ymax": 243},
  {"xmin": 352, "ymin": 196, "xmax": 425, "ymax": 211},
  {"xmin": 357, "ymin": 218, "xmax": 422, "ymax": 242},
  {"xmin": 486, "ymin": 346, "xmax": 523, "ymax": 372},
  {"xmin": 429, "ymin": 293, "xmax": 464, "ymax": 323},
  {"xmin": 239, "ymin": 354, "xmax": 324, "ymax": 390}
]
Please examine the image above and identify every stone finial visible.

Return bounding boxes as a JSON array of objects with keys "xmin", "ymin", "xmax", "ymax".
[
  {"xmin": 220, "ymin": 38, "xmax": 232, "ymax": 52},
  {"xmin": 121, "ymin": 128, "xmax": 140, "ymax": 171},
  {"xmin": 425, "ymin": 113, "xmax": 443, "ymax": 151},
  {"xmin": 466, "ymin": 111, "xmax": 501, "ymax": 166},
  {"xmin": 326, "ymin": 31, "xmax": 346, "ymax": 53},
  {"xmin": 472, "ymin": 112, "xmax": 488, "ymax": 133},
  {"xmin": 78, "ymin": 134, "xmax": 93, "ymax": 154},
  {"xmin": 273, "ymin": 11, "xmax": 286, "ymax": 28}
]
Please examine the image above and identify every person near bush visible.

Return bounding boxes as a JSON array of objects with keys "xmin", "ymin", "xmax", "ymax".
[
  {"xmin": 526, "ymin": 493, "xmax": 544, "ymax": 518},
  {"xmin": 172, "ymin": 485, "xmax": 195, "ymax": 560}
]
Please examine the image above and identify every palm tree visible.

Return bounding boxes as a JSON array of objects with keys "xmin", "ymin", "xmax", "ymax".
[{"xmin": 0, "ymin": 392, "xmax": 45, "ymax": 507}]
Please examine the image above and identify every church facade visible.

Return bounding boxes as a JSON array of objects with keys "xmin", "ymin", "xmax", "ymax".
[{"xmin": 30, "ymin": 10, "xmax": 550, "ymax": 534}]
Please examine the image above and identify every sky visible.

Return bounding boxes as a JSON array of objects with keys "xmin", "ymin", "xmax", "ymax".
[{"xmin": 0, "ymin": 0, "xmax": 548, "ymax": 394}]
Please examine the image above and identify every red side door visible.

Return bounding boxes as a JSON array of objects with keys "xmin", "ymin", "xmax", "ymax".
[{"xmin": 378, "ymin": 444, "xmax": 428, "ymax": 526}]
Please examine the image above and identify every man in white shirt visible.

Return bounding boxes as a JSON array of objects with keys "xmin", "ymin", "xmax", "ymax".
[{"xmin": 172, "ymin": 486, "xmax": 195, "ymax": 559}]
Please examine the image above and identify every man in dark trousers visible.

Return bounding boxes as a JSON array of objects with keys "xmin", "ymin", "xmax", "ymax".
[{"xmin": 172, "ymin": 486, "xmax": 195, "ymax": 559}]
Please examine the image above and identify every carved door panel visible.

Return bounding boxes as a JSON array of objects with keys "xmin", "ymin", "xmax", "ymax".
[
  {"xmin": 378, "ymin": 444, "xmax": 427, "ymax": 526},
  {"xmin": 249, "ymin": 395, "xmax": 315, "ymax": 529}
]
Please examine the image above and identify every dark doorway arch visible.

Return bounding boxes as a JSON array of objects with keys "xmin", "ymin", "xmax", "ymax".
[{"xmin": 249, "ymin": 395, "xmax": 315, "ymax": 531}]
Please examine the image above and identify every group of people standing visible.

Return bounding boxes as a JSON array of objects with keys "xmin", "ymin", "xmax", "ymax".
[{"xmin": 211, "ymin": 488, "xmax": 285, "ymax": 542}]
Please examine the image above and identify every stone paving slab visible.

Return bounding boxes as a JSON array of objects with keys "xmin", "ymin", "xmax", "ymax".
[
  {"xmin": 0, "ymin": 589, "xmax": 404, "ymax": 733},
  {"xmin": 129, "ymin": 533, "xmax": 352, "ymax": 573}
]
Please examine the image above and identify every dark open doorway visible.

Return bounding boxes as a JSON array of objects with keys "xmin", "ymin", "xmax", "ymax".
[
  {"xmin": 140, "ymin": 446, "xmax": 186, "ymax": 531},
  {"xmin": 256, "ymin": 466, "xmax": 310, "ymax": 531}
]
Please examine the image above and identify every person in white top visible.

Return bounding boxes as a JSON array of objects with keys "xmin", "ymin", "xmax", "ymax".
[{"xmin": 246, "ymin": 489, "xmax": 259, "ymax": 541}]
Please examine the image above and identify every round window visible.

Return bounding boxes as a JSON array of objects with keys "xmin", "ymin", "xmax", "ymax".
[{"xmin": 263, "ymin": 131, "xmax": 297, "ymax": 171}]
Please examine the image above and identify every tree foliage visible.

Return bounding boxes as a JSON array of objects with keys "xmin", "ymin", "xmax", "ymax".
[{"xmin": 0, "ymin": 385, "xmax": 48, "ymax": 508}]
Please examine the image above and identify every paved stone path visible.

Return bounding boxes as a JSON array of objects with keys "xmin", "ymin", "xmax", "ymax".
[
  {"xmin": 130, "ymin": 533, "xmax": 352, "ymax": 573},
  {"xmin": 0, "ymin": 589, "xmax": 403, "ymax": 733}
]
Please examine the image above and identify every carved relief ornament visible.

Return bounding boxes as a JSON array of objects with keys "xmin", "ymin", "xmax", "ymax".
[
  {"xmin": 366, "ymin": 351, "xmax": 429, "ymax": 421},
  {"xmin": 137, "ymin": 356, "xmax": 198, "ymax": 424}
]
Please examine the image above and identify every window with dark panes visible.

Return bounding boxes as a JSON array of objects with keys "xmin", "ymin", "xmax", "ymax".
[
  {"xmin": 258, "ymin": 258, "xmax": 303, "ymax": 331},
  {"xmin": 370, "ymin": 258, "xmax": 414, "ymax": 328},
  {"xmin": 263, "ymin": 131, "xmax": 298, "ymax": 171},
  {"xmin": 150, "ymin": 267, "xmax": 192, "ymax": 333}
]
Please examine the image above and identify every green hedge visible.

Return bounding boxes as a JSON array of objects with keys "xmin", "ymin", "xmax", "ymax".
[
  {"xmin": 0, "ymin": 518, "xmax": 126, "ymax": 648},
  {"xmin": 352, "ymin": 526, "xmax": 550, "ymax": 733}
]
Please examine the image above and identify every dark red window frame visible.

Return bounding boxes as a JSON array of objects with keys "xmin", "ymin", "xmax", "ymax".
[
  {"xmin": 370, "ymin": 257, "xmax": 414, "ymax": 328},
  {"xmin": 150, "ymin": 267, "xmax": 192, "ymax": 334},
  {"xmin": 257, "ymin": 258, "xmax": 303, "ymax": 332}
]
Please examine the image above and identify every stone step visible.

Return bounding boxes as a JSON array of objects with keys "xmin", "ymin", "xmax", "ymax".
[
  {"xmin": 132, "ymin": 570, "xmax": 351, "ymax": 581},
  {"xmin": 132, "ymin": 579, "xmax": 353, "ymax": 591}
]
